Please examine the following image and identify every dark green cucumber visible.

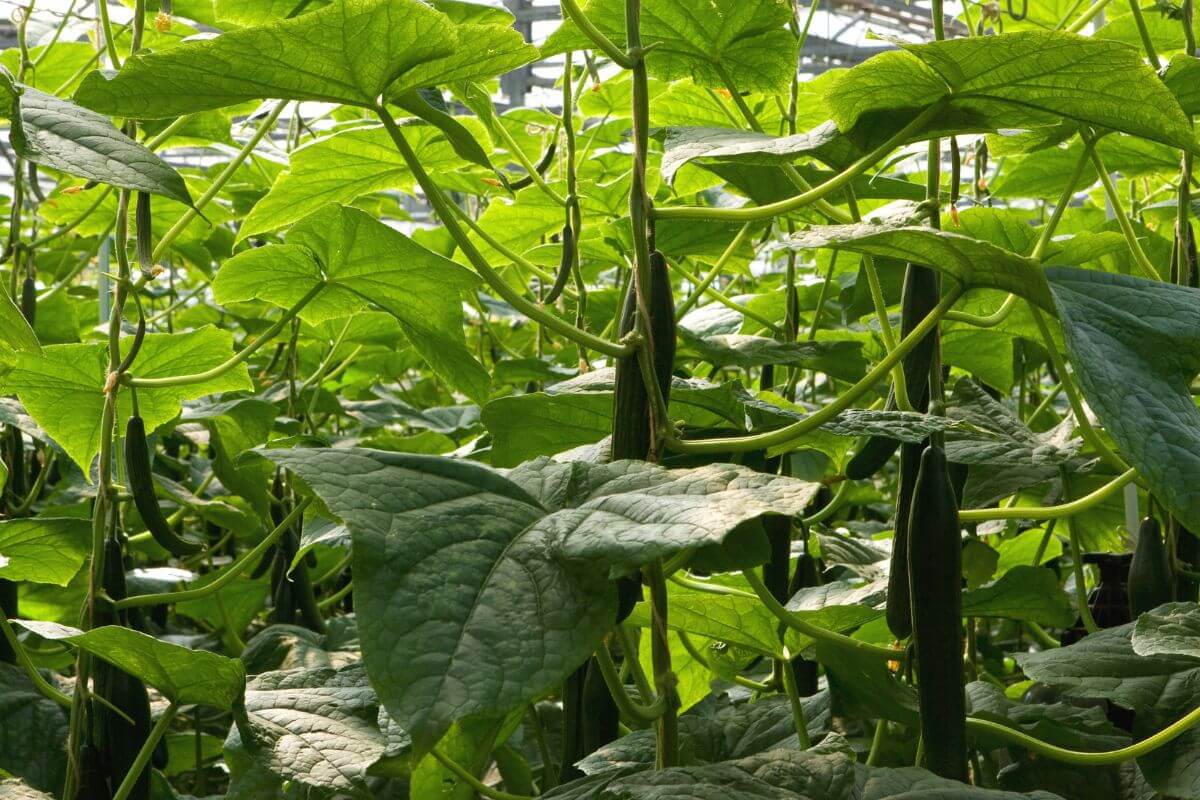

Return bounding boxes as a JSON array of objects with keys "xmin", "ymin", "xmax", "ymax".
[
  {"xmin": 1128, "ymin": 516, "xmax": 1173, "ymax": 617},
  {"xmin": 125, "ymin": 416, "xmax": 203, "ymax": 557},
  {"xmin": 1177, "ymin": 526, "xmax": 1200, "ymax": 602},
  {"xmin": 509, "ymin": 140, "xmax": 557, "ymax": 190},
  {"xmin": 135, "ymin": 192, "xmax": 154, "ymax": 273},
  {"xmin": 907, "ymin": 444, "xmax": 967, "ymax": 782},
  {"xmin": 885, "ymin": 441, "xmax": 921, "ymax": 639},
  {"xmin": 20, "ymin": 276, "xmax": 35, "ymax": 326},
  {"xmin": 611, "ymin": 250, "xmax": 675, "ymax": 460},
  {"xmin": 884, "ymin": 263, "xmax": 939, "ymax": 637},
  {"xmin": 543, "ymin": 223, "xmax": 574, "ymax": 305},
  {"xmin": 7, "ymin": 427, "xmax": 26, "ymax": 500}
]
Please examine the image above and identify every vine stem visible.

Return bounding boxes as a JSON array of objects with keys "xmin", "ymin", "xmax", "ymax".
[
  {"xmin": 1065, "ymin": 0, "xmax": 1115, "ymax": 32},
  {"xmin": 375, "ymin": 104, "xmax": 633, "ymax": 360},
  {"xmin": 780, "ymin": 646, "xmax": 812, "ymax": 749},
  {"xmin": 743, "ymin": 570, "xmax": 906, "ymax": 664},
  {"xmin": 124, "ymin": 282, "xmax": 325, "ymax": 388},
  {"xmin": 111, "ymin": 704, "xmax": 179, "ymax": 800},
  {"xmin": 0, "ymin": 612, "xmax": 71, "ymax": 708},
  {"xmin": 431, "ymin": 746, "xmax": 533, "ymax": 800},
  {"xmin": 664, "ymin": 285, "xmax": 964, "ymax": 454},
  {"xmin": 673, "ymin": 222, "xmax": 754, "ymax": 320},
  {"xmin": 662, "ymin": 254, "xmax": 780, "ymax": 333},
  {"xmin": 559, "ymin": 0, "xmax": 634, "ymax": 68},
  {"xmin": 113, "ymin": 499, "xmax": 311, "ymax": 610},
  {"xmin": 958, "ymin": 467, "xmax": 1137, "ymax": 522},
  {"xmin": 152, "ymin": 100, "xmax": 288, "ymax": 262},
  {"xmin": 1086, "ymin": 139, "xmax": 1160, "ymax": 280},
  {"xmin": 653, "ymin": 102, "xmax": 944, "ymax": 222},
  {"xmin": 593, "ymin": 643, "xmax": 668, "ymax": 723}
]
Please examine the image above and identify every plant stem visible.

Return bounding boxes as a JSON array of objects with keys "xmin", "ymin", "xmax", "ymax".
[
  {"xmin": 743, "ymin": 569, "xmax": 906, "ymax": 663},
  {"xmin": 665, "ymin": 285, "xmax": 963, "ymax": 454},
  {"xmin": 113, "ymin": 499, "xmax": 311, "ymax": 609},
  {"xmin": 375, "ymin": 104, "xmax": 632, "ymax": 359},
  {"xmin": 0, "ymin": 612, "xmax": 71, "ymax": 708},
  {"xmin": 431, "ymin": 746, "xmax": 534, "ymax": 800},
  {"xmin": 673, "ymin": 222, "xmax": 754, "ymax": 320},
  {"xmin": 645, "ymin": 558, "xmax": 679, "ymax": 768},
  {"xmin": 593, "ymin": 643, "xmax": 668, "ymax": 723},
  {"xmin": 559, "ymin": 0, "xmax": 634, "ymax": 68},
  {"xmin": 111, "ymin": 704, "xmax": 178, "ymax": 800},
  {"xmin": 124, "ymin": 282, "xmax": 324, "ymax": 388},
  {"xmin": 153, "ymin": 100, "xmax": 288, "ymax": 262},
  {"xmin": 653, "ymin": 102, "xmax": 943, "ymax": 222},
  {"xmin": 1066, "ymin": 0, "xmax": 1115, "ymax": 32},
  {"xmin": 780, "ymin": 647, "xmax": 812, "ymax": 748},
  {"xmin": 958, "ymin": 468, "xmax": 1137, "ymax": 522},
  {"xmin": 1126, "ymin": 0, "xmax": 1160, "ymax": 65},
  {"xmin": 1087, "ymin": 142, "xmax": 1160, "ymax": 280},
  {"xmin": 662, "ymin": 253, "xmax": 779, "ymax": 333}
]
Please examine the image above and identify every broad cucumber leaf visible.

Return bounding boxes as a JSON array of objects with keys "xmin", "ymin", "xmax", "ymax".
[
  {"xmin": 387, "ymin": 22, "xmax": 537, "ymax": 98},
  {"xmin": 1164, "ymin": 54, "xmax": 1200, "ymax": 116},
  {"xmin": 1047, "ymin": 268, "xmax": 1200, "ymax": 534},
  {"xmin": 576, "ymin": 692, "xmax": 832, "ymax": 775},
  {"xmin": 0, "ymin": 290, "xmax": 39, "ymax": 362},
  {"xmin": 1132, "ymin": 601, "xmax": 1200, "ymax": 659},
  {"xmin": 24, "ymin": 623, "xmax": 245, "ymax": 710},
  {"xmin": 259, "ymin": 447, "xmax": 821, "ymax": 755},
  {"xmin": 960, "ymin": 566, "xmax": 1074, "ymax": 627},
  {"xmin": 824, "ymin": 31, "xmax": 1196, "ymax": 154},
  {"xmin": 8, "ymin": 87, "xmax": 192, "ymax": 205},
  {"xmin": 0, "ymin": 779, "xmax": 56, "ymax": 800},
  {"xmin": 237, "ymin": 122, "xmax": 472, "ymax": 243},
  {"xmin": 0, "ymin": 663, "xmax": 69, "ymax": 794},
  {"xmin": 226, "ymin": 662, "xmax": 386, "ymax": 796},
  {"xmin": 6, "ymin": 328, "xmax": 253, "ymax": 474},
  {"xmin": 542, "ymin": 0, "xmax": 797, "ymax": 93},
  {"xmin": 215, "ymin": 204, "xmax": 489, "ymax": 402},
  {"xmin": 0, "ymin": 518, "xmax": 90, "ymax": 586},
  {"xmin": 74, "ymin": 0, "xmax": 459, "ymax": 116},
  {"xmin": 658, "ymin": 120, "xmax": 863, "ymax": 184},
  {"xmin": 781, "ymin": 222, "xmax": 1056, "ymax": 311}
]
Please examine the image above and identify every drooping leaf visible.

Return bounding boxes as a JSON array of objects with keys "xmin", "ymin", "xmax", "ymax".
[
  {"xmin": 259, "ymin": 447, "xmax": 821, "ymax": 754},
  {"xmin": 658, "ymin": 120, "xmax": 863, "ymax": 184},
  {"xmin": 961, "ymin": 566, "xmax": 1074, "ymax": 627},
  {"xmin": 27, "ymin": 624, "xmax": 245, "ymax": 709},
  {"xmin": 780, "ymin": 222, "xmax": 1056, "ymax": 311},
  {"xmin": 1047, "ymin": 268, "xmax": 1200, "ymax": 534},
  {"xmin": 74, "ymin": 0, "xmax": 459, "ymax": 116},
  {"xmin": 8, "ymin": 87, "xmax": 192, "ymax": 205},
  {"xmin": 823, "ymin": 31, "xmax": 1196, "ymax": 153},
  {"xmin": 0, "ymin": 663, "xmax": 69, "ymax": 795},
  {"xmin": 0, "ymin": 518, "xmax": 90, "ymax": 586}
]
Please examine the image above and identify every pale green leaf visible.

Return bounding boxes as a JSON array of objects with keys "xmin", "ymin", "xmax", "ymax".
[{"xmin": 0, "ymin": 518, "xmax": 90, "ymax": 586}]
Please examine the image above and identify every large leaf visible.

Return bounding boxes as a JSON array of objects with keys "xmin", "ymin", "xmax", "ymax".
[
  {"xmin": 214, "ymin": 204, "xmax": 489, "ymax": 403},
  {"xmin": 658, "ymin": 120, "xmax": 863, "ymax": 184},
  {"xmin": 960, "ymin": 567, "xmax": 1074, "ymax": 627},
  {"xmin": 74, "ymin": 0, "xmax": 458, "ymax": 116},
  {"xmin": 26, "ymin": 624, "xmax": 245, "ymax": 709},
  {"xmin": 6, "ymin": 328, "xmax": 253, "ymax": 474},
  {"xmin": 8, "ymin": 87, "xmax": 192, "ymax": 205},
  {"xmin": 259, "ymin": 447, "xmax": 820, "ymax": 754},
  {"xmin": 542, "ymin": 0, "xmax": 797, "ymax": 93},
  {"xmin": 781, "ymin": 222, "xmax": 1055, "ymax": 311},
  {"xmin": 0, "ymin": 663, "xmax": 69, "ymax": 794},
  {"xmin": 0, "ymin": 518, "xmax": 90, "ymax": 586},
  {"xmin": 237, "ymin": 121, "xmax": 481, "ymax": 243},
  {"xmin": 1047, "ymin": 268, "xmax": 1200, "ymax": 534},
  {"xmin": 226, "ymin": 662, "xmax": 386, "ymax": 796},
  {"xmin": 823, "ymin": 31, "xmax": 1195, "ymax": 153}
]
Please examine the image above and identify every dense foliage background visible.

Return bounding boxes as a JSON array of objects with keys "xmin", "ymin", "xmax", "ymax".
[{"xmin": 3, "ymin": 0, "xmax": 1200, "ymax": 798}]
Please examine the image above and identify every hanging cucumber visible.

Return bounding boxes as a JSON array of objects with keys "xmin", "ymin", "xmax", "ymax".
[
  {"xmin": 907, "ymin": 444, "xmax": 967, "ymax": 782},
  {"xmin": 611, "ymin": 250, "xmax": 676, "ymax": 460},
  {"xmin": 543, "ymin": 223, "xmax": 574, "ymax": 305},
  {"xmin": 884, "ymin": 263, "xmax": 939, "ymax": 638},
  {"xmin": 1128, "ymin": 516, "xmax": 1173, "ymax": 617},
  {"xmin": 20, "ymin": 275, "xmax": 35, "ymax": 326},
  {"xmin": 124, "ymin": 416, "xmax": 203, "ymax": 557}
]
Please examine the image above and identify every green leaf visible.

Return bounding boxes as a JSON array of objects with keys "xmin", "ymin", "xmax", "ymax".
[
  {"xmin": 0, "ymin": 779, "xmax": 56, "ymax": 800},
  {"xmin": 781, "ymin": 222, "xmax": 1056, "ymax": 311},
  {"xmin": 386, "ymin": 22, "xmax": 537, "ymax": 98},
  {"xmin": 966, "ymin": 681, "xmax": 1131, "ymax": 754},
  {"xmin": 0, "ymin": 290, "xmax": 39, "ymax": 364},
  {"xmin": 944, "ymin": 379, "xmax": 1079, "ymax": 468},
  {"xmin": 576, "ymin": 691, "xmax": 832, "ymax": 774},
  {"xmin": 0, "ymin": 663, "xmax": 69, "ymax": 795},
  {"xmin": 74, "ymin": 0, "xmax": 459, "ymax": 116},
  {"xmin": 37, "ymin": 624, "xmax": 245, "ymax": 709},
  {"xmin": 1164, "ymin": 54, "xmax": 1200, "ymax": 116},
  {"xmin": 678, "ymin": 329, "xmax": 866, "ymax": 380},
  {"xmin": 961, "ymin": 566, "xmax": 1074, "ymax": 627},
  {"xmin": 259, "ymin": 448, "xmax": 820, "ymax": 754},
  {"xmin": 823, "ymin": 31, "xmax": 1195, "ymax": 153},
  {"xmin": 0, "ymin": 518, "xmax": 90, "ymax": 586},
  {"xmin": 226, "ymin": 662, "xmax": 386, "ymax": 796},
  {"xmin": 1131, "ymin": 601, "xmax": 1200, "ymax": 658},
  {"xmin": 9, "ymin": 87, "xmax": 192, "ymax": 205},
  {"xmin": 6, "ymin": 328, "xmax": 253, "ymax": 474},
  {"xmin": 658, "ymin": 121, "xmax": 863, "ymax": 184},
  {"xmin": 1047, "ymin": 268, "xmax": 1200, "ymax": 534},
  {"xmin": 542, "ymin": 0, "xmax": 798, "ymax": 94},
  {"xmin": 215, "ymin": 204, "xmax": 489, "ymax": 403},
  {"xmin": 237, "ymin": 122, "xmax": 474, "ymax": 242}
]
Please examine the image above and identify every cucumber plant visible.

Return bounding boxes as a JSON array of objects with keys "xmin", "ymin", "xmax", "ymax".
[{"xmin": 4, "ymin": 0, "xmax": 1200, "ymax": 798}]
